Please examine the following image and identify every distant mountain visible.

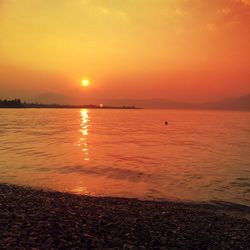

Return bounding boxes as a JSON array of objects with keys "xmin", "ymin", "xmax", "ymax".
[
  {"xmin": 207, "ymin": 94, "xmax": 250, "ymax": 111},
  {"xmin": 102, "ymin": 98, "xmax": 193, "ymax": 109},
  {"xmin": 32, "ymin": 92, "xmax": 72, "ymax": 104},
  {"xmin": 104, "ymin": 94, "xmax": 250, "ymax": 110},
  {"xmin": 32, "ymin": 93, "xmax": 250, "ymax": 111}
]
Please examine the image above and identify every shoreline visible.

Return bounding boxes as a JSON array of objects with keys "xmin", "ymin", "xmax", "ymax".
[{"xmin": 1, "ymin": 183, "xmax": 250, "ymax": 249}]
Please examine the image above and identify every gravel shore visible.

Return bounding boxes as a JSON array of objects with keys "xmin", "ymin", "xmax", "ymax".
[{"xmin": 1, "ymin": 183, "xmax": 250, "ymax": 249}]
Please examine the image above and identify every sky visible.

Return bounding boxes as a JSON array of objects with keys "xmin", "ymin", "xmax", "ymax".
[{"xmin": 0, "ymin": 0, "xmax": 250, "ymax": 103}]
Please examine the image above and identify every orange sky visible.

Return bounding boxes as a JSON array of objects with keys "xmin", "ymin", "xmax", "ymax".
[{"xmin": 0, "ymin": 0, "xmax": 250, "ymax": 103}]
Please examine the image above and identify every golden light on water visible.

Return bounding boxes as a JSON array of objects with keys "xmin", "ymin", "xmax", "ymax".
[
  {"xmin": 81, "ymin": 79, "xmax": 90, "ymax": 87},
  {"xmin": 76, "ymin": 109, "xmax": 90, "ymax": 161}
]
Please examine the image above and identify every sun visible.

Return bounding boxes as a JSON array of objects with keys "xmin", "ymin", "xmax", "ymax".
[{"xmin": 81, "ymin": 79, "xmax": 90, "ymax": 87}]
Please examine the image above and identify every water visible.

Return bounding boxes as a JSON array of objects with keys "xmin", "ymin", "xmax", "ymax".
[{"xmin": 0, "ymin": 109, "xmax": 250, "ymax": 206}]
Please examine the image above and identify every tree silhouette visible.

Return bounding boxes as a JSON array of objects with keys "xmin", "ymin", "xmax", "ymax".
[{"xmin": 0, "ymin": 99, "xmax": 23, "ymax": 108}]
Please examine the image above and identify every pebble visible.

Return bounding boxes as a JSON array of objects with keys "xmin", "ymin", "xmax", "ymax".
[{"xmin": 0, "ymin": 183, "xmax": 250, "ymax": 249}]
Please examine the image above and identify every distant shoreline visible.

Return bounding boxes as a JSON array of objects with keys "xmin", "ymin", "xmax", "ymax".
[
  {"xmin": 0, "ymin": 100, "xmax": 142, "ymax": 109},
  {"xmin": 1, "ymin": 106, "xmax": 250, "ymax": 111},
  {"xmin": 1, "ymin": 95, "xmax": 250, "ymax": 110},
  {"xmin": 0, "ymin": 106, "xmax": 142, "ymax": 109}
]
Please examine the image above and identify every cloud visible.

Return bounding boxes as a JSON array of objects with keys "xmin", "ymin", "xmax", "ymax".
[
  {"xmin": 217, "ymin": 7, "xmax": 231, "ymax": 15},
  {"xmin": 238, "ymin": 0, "xmax": 250, "ymax": 6},
  {"xmin": 96, "ymin": 6, "xmax": 128, "ymax": 21},
  {"xmin": 86, "ymin": 4, "xmax": 129, "ymax": 21},
  {"xmin": 206, "ymin": 23, "xmax": 216, "ymax": 31},
  {"xmin": 175, "ymin": 8, "xmax": 187, "ymax": 16},
  {"xmin": 116, "ymin": 10, "xmax": 129, "ymax": 21},
  {"xmin": 96, "ymin": 6, "xmax": 111, "ymax": 15}
]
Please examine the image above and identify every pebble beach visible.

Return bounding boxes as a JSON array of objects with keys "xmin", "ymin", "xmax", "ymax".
[{"xmin": 1, "ymin": 183, "xmax": 250, "ymax": 249}]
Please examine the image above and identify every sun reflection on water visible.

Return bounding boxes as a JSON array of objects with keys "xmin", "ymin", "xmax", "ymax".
[
  {"xmin": 75, "ymin": 109, "xmax": 90, "ymax": 161},
  {"xmin": 71, "ymin": 185, "xmax": 88, "ymax": 195}
]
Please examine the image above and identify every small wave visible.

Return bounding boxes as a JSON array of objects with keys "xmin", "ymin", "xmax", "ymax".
[
  {"xmin": 58, "ymin": 165, "xmax": 151, "ymax": 182},
  {"xmin": 210, "ymin": 200, "xmax": 250, "ymax": 213}
]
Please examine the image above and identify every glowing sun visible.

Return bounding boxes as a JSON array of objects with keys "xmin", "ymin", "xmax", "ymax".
[{"xmin": 81, "ymin": 79, "xmax": 90, "ymax": 87}]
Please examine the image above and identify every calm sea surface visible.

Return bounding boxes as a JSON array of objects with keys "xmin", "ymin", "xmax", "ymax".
[{"xmin": 0, "ymin": 109, "xmax": 250, "ymax": 205}]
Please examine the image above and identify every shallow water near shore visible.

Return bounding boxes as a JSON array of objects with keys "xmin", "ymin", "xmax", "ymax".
[{"xmin": 0, "ymin": 109, "xmax": 249, "ymax": 206}]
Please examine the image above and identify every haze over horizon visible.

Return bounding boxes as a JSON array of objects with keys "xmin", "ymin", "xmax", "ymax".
[{"xmin": 1, "ymin": 0, "xmax": 250, "ymax": 102}]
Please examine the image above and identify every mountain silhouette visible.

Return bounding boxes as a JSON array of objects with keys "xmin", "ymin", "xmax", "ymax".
[
  {"xmin": 32, "ymin": 93, "xmax": 250, "ymax": 111},
  {"xmin": 32, "ymin": 92, "xmax": 72, "ymax": 104},
  {"xmin": 103, "ymin": 94, "xmax": 250, "ymax": 110}
]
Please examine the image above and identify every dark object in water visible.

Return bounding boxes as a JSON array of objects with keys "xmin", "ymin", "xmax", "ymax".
[{"xmin": 165, "ymin": 121, "xmax": 168, "ymax": 125}]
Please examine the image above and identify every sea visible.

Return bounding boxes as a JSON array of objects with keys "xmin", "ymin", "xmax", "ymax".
[{"xmin": 0, "ymin": 109, "xmax": 249, "ymax": 206}]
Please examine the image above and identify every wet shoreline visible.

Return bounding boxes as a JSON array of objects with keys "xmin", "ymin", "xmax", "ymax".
[{"xmin": 1, "ymin": 183, "xmax": 250, "ymax": 249}]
